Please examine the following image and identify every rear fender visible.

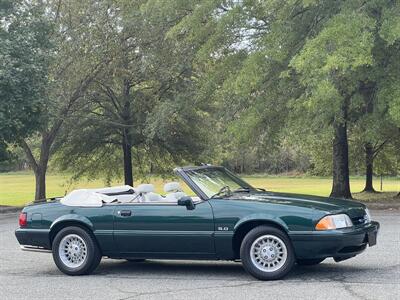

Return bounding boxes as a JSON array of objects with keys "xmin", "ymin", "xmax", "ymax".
[{"xmin": 50, "ymin": 214, "xmax": 94, "ymax": 231}]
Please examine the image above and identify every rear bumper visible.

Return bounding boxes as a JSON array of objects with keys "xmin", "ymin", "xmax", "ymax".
[
  {"xmin": 289, "ymin": 221, "xmax": 379, "ymax": 260},
  {"xmin": 20, "ymin": 245, "xmax": 52, "ymax": 253},
  {"xmin": 15, "ymin": 228, "xmax": 51, "ymax": 250}
]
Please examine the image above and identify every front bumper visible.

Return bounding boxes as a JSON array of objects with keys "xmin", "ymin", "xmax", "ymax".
[
  {"xmin": 15, "ymin": 228, "xmax": 51, "ymax": 250},
  {"xmin": 289, "ymin": 221, "xmax": 379, "ymax": 260}
]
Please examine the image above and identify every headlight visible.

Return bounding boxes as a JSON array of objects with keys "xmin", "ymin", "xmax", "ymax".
[
  {"xmin": 315, "ymin": 214, "xmax": 353, "ymax": 230},
  {"xmin": 365, "ymin": 208, "xmax": 371, "ymax": 223}
]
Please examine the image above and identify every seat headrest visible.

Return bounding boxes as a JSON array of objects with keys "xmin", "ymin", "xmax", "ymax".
[
  {"xmin": 136, "ymin": 184, "xmax": 155, "ymax": 194},
  {"xmin": 164, "ymin": 182, "xmax": 182, "ymax": 193}
]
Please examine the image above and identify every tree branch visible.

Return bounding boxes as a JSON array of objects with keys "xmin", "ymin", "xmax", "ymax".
[
  {"xmin": 372, "ymin": 139, "xmax": 389, "ymax": 159},
  {"xmin": 19, "ymin": 139, "xmax": 38, "ymax": 173},
  {"xmin": 95, "ymin": 80, "xmax": 122, "ymax": 112},
  {"xmin": 47, "ymin": 58, "xmax": 112, "ymax": 146}
]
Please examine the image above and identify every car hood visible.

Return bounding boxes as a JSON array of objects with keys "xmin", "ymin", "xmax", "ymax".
[{"xmin": 232, "ymin": 191, "xmax": 366, "ymax": 214}]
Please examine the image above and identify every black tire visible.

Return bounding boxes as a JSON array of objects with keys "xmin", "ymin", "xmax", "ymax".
[
  {"xmin": 297, "ymin": 258, "xmax": 325, "ymax": 266},
  {"xmin": 126, "ymin": 259, "xmax": 146, "ymax": 262},
  {"xmin": 240, "ymin": 225, "xmax": 295, "ymax": 280},
  {"xmin": 52, "ymin": 226, "xmax": 102, "ymax": 275}
]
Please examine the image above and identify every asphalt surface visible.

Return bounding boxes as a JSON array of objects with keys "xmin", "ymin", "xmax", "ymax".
[{"xmin": 0, "ymin": 210, "xmax": 399, "ymax": 300}]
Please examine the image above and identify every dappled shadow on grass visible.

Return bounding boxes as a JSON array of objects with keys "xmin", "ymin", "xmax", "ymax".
[{"xmin": 353, "ymin": 191, "xmax": 399, "ymax": 203}]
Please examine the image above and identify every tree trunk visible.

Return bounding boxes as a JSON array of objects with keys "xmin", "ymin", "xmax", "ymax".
[
  {"xmin": 330, "ymin": 121, "xmax": 352, "ymax": 199},
  {"xmin": 363, "ymin": 143, "xmax": 375, "ymax": 192},
  {"xmin": 121, "ymin": 76, "xmax": 133, "ymax": 186},
  {"xmin": 122, "ymin": 131, "xmax": 133, "ymax": 186},
  {"xmin": 34, "ymin": 167, "xmax": 46, "ymax": 200},
  {"xmin": 20, "ymin": 133, "xmax": 53, "ymax": 201},
  {"xmin": 34, "ymin": 137, "xmax": 51, "ymax": 201},
  {"xmin": 359, "ymin": 81, "xmax": 377, "ymax": 193}
]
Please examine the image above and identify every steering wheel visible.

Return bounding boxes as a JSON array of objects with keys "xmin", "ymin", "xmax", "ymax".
[{"xmin": 210, "ymin": 185, "xmax": 232, "ymax": 199}]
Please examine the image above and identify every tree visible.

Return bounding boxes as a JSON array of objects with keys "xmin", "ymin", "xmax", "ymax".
[
  {"xmin": 0, "ymin": 0, "xmax": 50, "ymax": 160},
  {"xmin": 168, "ymin": 1, "xmax": 351, "ymax": 196},
  {"xmin": 378, "ymin": 1, "xmax": 400, "ymax": 197},
  {"xmin": 165, "ymin": 1, "xmax": 296, "ymax": 175},
  {"xmin": 288, "ymin": 4, "xmax": 380, "ymax": 198},
  {"xmin": 351, "ymin": 107, "xmax": 399, "ymax": 193},
  {"xmin": 54, "ymin": 0, "xmax": 210, "ymax": 184},
  {"xmin": 19, "ymin": 0, "xmax": 112, "ymax": 200},
  {"xmin": 6, "ymin": 0, "xmax": 400, "ymax": 200},
  {"xmin": 286, "ymin": 1, "xmax": 400, "ymax": 198},
  {"xmin": 348, "ymin": 1, "xmax": 400, "ymax": 193},
  {"xmin": 170, "ymin": 0, "xmax": 400, "ymax": 199}
]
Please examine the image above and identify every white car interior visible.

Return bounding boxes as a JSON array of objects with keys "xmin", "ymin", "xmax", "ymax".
[
  {"xmin": 163, "ymin": 182, "xmax": 186, "ymax": 202},
  {"xmin": 60, "ymin": 182, "xmax": 190, "ymax": 207}
]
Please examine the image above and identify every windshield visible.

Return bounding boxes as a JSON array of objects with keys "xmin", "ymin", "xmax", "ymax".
[{"xmin": 184, "ymin": 167, "xmax": 254, "ymax": 198}]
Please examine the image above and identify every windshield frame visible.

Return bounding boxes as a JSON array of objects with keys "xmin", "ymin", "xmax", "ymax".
[{"xmin": 174, "ymin": 165, "xmax": 255, "ymax": 200}]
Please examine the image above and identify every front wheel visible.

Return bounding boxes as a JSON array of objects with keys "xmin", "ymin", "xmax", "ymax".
[
  {"xmin": 52, "ymin": 226, "xmax": 102, "ymax": 275},
  {"xmin": 240, "ymin": 226, "xmax": 295, "ymax": 280}
]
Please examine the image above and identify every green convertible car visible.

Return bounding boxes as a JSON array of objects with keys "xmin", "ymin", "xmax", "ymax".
[{"xmin": 15, "ymin": 165, "xmax": 379, "ymax": 280}]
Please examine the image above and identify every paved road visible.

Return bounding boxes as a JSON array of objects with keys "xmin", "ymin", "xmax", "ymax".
[{"xmin": 0, "ymin": 210, "xmax": 399, "ymax": 300}]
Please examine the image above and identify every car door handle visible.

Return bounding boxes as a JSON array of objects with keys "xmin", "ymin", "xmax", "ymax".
[{"xmin": 118, "ymin": 210, "xmax": 132, "ymax": 217}]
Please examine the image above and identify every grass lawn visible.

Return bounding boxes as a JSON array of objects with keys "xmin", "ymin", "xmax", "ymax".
[{"xmin": 0, "ymin": 171, "xmax": 399, "ymax": 206}]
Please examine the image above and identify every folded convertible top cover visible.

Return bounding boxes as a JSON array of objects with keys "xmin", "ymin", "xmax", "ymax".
[
  {"xmin": 61, "ymin": 189, "xmax": 118, "ymax": 207},
  {"xmin": 87, "ymin": 185, "xmax": 134, "ymax": 194}
]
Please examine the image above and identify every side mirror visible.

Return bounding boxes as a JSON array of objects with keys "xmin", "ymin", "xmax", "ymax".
[{"xmin": 177, "ymin": 196, "xmax": 195, "ymax": 210}]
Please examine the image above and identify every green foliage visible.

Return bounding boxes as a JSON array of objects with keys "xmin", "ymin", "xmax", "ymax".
[
  {"xmin": 2, "ymin": 0, "xmax": 399, "ymax": 192},
  {"xmin": 381, "ymin": 81, "xmax": 400, "ymax": 125},
  {"xmin": 292, "ymin": 12, "xmax": 375, "ymax": 79},
  {"xmin": 53, "ymin": 0, "xmax": 212, "ymax": 181},
  {"xmin": 379, "ymin": 3, "xmax": 400, "ymax": 46},
  {"xmin": 0, "ymin": 141, "xmax": 10, "ymax": 162},
  {"xmin": 0, "ymin": 0, "xmax": 51, "ymax": 143},
  {"xmin": 166, "ymin": 0, "xmax": 400, "ymax": 179},
  {"xmin": 290, "ymin": 10, "xmax": 375, "ymax": 126}
]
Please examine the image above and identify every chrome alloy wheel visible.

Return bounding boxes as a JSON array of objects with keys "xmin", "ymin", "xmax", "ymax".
[
  {"xmin": 58, "ymin": 234, "xmax": 88, "ymax": 269},
  {"xmin": 250, "ymin": 234, "xmax": 287, "ymax": 272}
]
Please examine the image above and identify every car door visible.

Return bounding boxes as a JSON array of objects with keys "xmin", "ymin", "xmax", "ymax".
[{"xmin": 113, "ymin": 201, "xmax": 215, "ymax": 258}]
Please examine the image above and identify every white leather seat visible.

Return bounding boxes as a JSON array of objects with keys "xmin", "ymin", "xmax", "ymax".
[
  {"xmin": 163, "ymin": 182, "xmax": 186, "ymax": 202},
  {"xmin": 135, "ymin": 184, "xmax": 164, "ymax": 202},
  {"xmin": 144, "ymin": 192, "xmax": 164, "ymax": 202}
]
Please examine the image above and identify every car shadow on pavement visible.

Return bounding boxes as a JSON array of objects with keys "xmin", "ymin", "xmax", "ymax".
[
  {"xmin": 92, "ymin": 259, "xmax": 378, "ymax": 282},
  {"xmin": 94, "ymin": 259, "xmax": 248, "ymax": 279}
]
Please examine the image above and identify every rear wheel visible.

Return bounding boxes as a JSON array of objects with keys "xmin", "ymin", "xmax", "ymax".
[
  {"xmin": 240, "ymin": 226, "xmax": 295, "ymax": 280},
  {"xmin": 297, "ymin": 258, "xmax": 325, "ymax": 266},
  {"xmin": 52, "ymin": 226, "xmax": 101, "ymax": 275}
]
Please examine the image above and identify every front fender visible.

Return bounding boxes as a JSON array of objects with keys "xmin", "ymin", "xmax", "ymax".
[{"xmin": 234, "ymin": 213, "xmax": 289, "ymax": 232}]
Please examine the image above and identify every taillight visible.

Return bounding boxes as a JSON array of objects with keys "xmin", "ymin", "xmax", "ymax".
[{"xmin": 19, "ymin": 212, "xmax": 27, "ymax": 227}]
